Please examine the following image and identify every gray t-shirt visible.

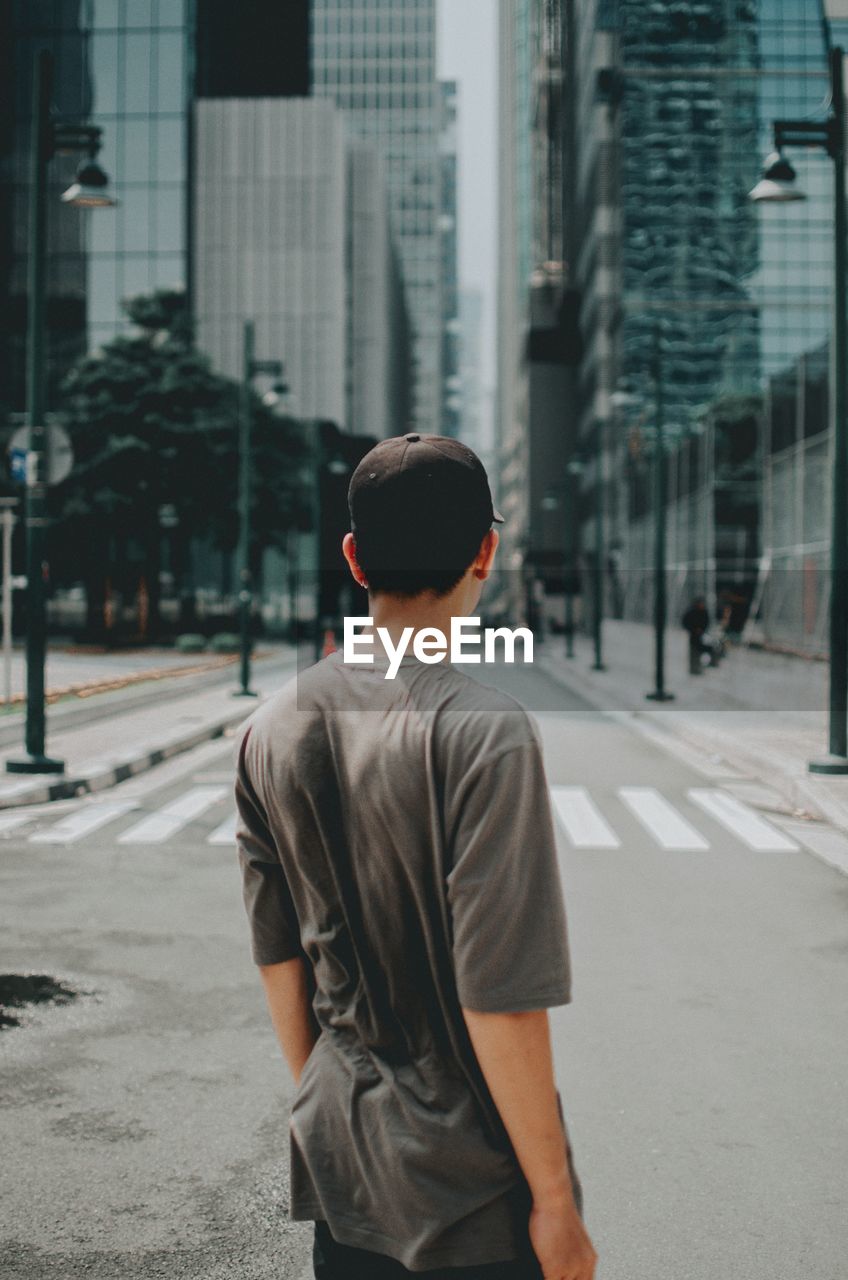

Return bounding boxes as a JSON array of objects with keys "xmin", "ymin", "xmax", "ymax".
[{"xmin": 235, "ymin": 651, "xmax": 574, "ymax": 1271}]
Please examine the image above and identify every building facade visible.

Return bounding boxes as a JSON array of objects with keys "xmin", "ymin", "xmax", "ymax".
[
  {"xmin": 563, "ymin": 0, "xmax": 834, "ymax": 642},
  {"xmin": 311, "ymin": 0, "xmax": 449, "ymax": 435},
  {"xmin": 1, "ymin": 0, "xmax": 312, "ymax": 422},
  {"xmin": 194, "ymin": 97, "xmax": 409, "ymax": 438},
  {"xmin": 1, "ymin": 0, "xmax": 196, "ymax": 419},
  {"xmin": 497, "ymin": 0, "xmax": 577, "ymax": 624},
  {"xmin": 194, "ymin": 98, "xmax": 347, "ymax": 423}
]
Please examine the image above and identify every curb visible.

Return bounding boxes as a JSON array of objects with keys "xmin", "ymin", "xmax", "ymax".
[{"xmin": 0, "ymin": 703, "xmax": 252, "ymax": 810}]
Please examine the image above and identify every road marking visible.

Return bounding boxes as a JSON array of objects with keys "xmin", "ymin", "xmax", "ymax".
[
  {"xmin": 0, "ymin": 810, "xmax": 36, "ymax": 835},
  {"xmin": 618, "ymin": 787, "xmax": 709, "ymax": 851},
  {"xmin": 117, "ymin": 786, "xmax": 229, "ymax": 844},
  {"xmin": 207, "ymin": 812, "xmax": 237, "ymax": 845},
  {"xmin": 687, "ymin": 789, "xmax": 800, "ymax": 852},
  {"xmin": 550, "ymin": 786, "xmax": 621, "ymax": 849},
  {"xmin": 30, "ymin": 800, "xmax": 140, "ymax": 845}
]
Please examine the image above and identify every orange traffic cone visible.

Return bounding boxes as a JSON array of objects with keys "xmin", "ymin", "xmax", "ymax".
[{"xmin": 322, "ymin": 628, "xmax": 337, "ymax": 658}]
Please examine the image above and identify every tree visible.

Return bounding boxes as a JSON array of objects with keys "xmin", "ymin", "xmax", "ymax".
[{"xmin": 52, "ymin": 289, "xmax": 307, "ymax": 641}]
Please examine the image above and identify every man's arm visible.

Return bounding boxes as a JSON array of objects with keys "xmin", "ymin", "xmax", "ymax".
[
  {"xmin": 259, "ymin": 957, "xmax": 320, "ymax": 1085},
  {"xmin": 462, "ymin": 1007, "xmax": 597, "ymax": 1280}
]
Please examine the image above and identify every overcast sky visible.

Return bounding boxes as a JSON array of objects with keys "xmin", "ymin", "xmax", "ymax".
[{"xmin": 437, "ymin": 0, "xmax": 498, "ymax": 390}]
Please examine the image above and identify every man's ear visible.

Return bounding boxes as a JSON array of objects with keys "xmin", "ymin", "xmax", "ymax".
[
  {"xmin": 472, "ymin": 528, "xmax": 499, "ymax": 581},
  {"xmin": 342, "ymin": 532, "xmax": 368, "ymax": 589}
]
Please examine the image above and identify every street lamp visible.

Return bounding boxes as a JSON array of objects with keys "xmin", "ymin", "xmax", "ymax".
[
  {"xmin": 310, "ymin": 425, "xmax": 350, "ymax": 664},
  {"xmin": 565, "ymin": 458, "xmax": 583, "ymax": 659},
  {"xmin": 590, "ymin": 422, "xmax": 606, "ymax": 672},
  {"xmin": 750, "ymin": 45, "xmax": 848, "ymax": 772},
  {"xmin": 7, "ymin": 50, "xmax": 115, "ymax": 776},
  {"xmin": 645, "ymin": 326, "xmax": 675, "ymax": 702},
  {"xmin": 235, "ymin": 319, "xmax": 284, "ymax": 699}
]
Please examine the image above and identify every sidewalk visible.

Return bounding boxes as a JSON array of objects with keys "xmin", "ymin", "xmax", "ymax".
[
  {"xmin": 537, "ymin": 618, "xmax": 848, "ymax": 836},
  {"xmin": 0, "ymin": 647, "xmax": 296, "ymax": 808},
  {"xmin": 0, "ymin": 644, "xmax": 249, "ymax": 708}
]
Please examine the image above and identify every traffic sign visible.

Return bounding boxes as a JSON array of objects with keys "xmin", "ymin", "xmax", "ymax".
[{"xmin": 7, "ymin": 422, "xmax": 74, "ymax": 486}]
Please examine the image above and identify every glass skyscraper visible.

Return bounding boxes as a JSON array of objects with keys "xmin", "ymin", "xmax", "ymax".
[
  {"xmin": 1, "ymin": 0, "xmax": 310, "ymax": 419},
  {"xmin": 565, "ymin": 0, "xmax": 834, "ymax": 635},
  {"xmin": 311, "ymin": 0, "xmax": 445, "ymax": 434},
  {"xmin": 85, "ymin": 0, "xmax": 193, "ymax": 351}
]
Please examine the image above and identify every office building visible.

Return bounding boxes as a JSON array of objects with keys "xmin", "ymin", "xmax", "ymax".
[
  {"xmin": 497, "ymin": 0, "xmax": 576, "ymax": 624},
  {"xmin": 563, "ymin": 0, "xmax": 833, "ymax": 639},
  {"xmin": 311, "ymin": 0, "xmax": 449, "ymax": 435},
  {"xmin": 194, "ymin": 97, "xmax": 410, "ymax": 436},
  {"xmin": 1, "ymin": 0, "xmax": 311, "ymax": 420}
]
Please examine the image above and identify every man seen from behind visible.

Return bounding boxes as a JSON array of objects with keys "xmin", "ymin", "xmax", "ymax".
[{"xmin": 236, "ymin": 433, "xmax": 597, "ymax": 1280}]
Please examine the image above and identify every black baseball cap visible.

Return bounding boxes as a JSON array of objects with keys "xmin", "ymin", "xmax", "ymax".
[{"xmin": 349, "ymin": 433, "xmax": 504, "ymax": 533}]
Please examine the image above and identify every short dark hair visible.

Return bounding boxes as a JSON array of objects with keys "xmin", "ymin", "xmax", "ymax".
[{"xmin": 355, "ymin": 517, "xmax": 490, "ymax": 598}]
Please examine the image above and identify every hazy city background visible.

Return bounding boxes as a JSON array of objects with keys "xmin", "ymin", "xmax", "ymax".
[{"xmin": 0, "ymin": 0, "xmax": 843, "ymax": 662}]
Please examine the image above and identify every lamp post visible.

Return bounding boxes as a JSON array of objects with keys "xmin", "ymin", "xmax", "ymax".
[
  {"xmin": 565, "ymin": 459, "xmax": 583, "ymax": 659},
  {"xmin": 750, "ymin": 45, "xmax": 848, "ymax": 771},
  {"xmin": 646, "ymin": 324, "xmax": 675, "ymax": 701},
  {"xmin": 235, "ymin": 319, "xmax": 285, "ymax": 698},
  {"xmin": 310, "ymin": 422, "xmax": 349, "ymax": 664},
  {"xmin": 7, "ymin": 50, "xmax": 115, "ymax": 775},
  {"xmin": 591, "ymin": 421, "xmax": 606, "ymax": 671}
]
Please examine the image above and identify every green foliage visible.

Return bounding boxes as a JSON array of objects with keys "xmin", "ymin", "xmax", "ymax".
[
  {"xmin": 50, "ymin": 289, "xmax": 310, "ymax": 607},
  {"xmin": 175, "ymin": 633, "xmax": 207, "ymax": 654},
  {"xmin": 208, "ymin": 632, "xmax": 241, "ymax": 654}
]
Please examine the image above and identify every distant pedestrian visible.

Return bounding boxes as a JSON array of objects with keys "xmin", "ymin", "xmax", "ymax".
[
  {"xmin": 682, "ymin": 595, "xmax": 710, "ymax": 674},
  {"xmin": 236, "ymin": 434, "xmax": 596, "ymax": 1280}
]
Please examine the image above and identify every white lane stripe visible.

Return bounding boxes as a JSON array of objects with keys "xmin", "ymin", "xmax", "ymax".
[
  {"xmin": 0, "ymin": 810, "xmax": 36, "ymax": 835},
  {"xmin": 30, "ymin": 800, "xmax": 140, "ymax": 845},
  {"xmin": 207, "ymin": 812, "xmax": 237, "ymax": 846},
  {"xmin": 550, "ymin": 786, "xmax": 621, "ymax": 849},
  {"xmin": 118, "ymin": 785, "xmax": 228, "ymax": 844},
  {"xmin": 618, "ymin": 787, "xmax": 709, "ymax": 851},
  {"xmin": 687, "ymin": 788, "xmax": 800, "ymax": 852}
]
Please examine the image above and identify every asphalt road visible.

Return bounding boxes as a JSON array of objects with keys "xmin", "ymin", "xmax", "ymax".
[{"xmin": 1, "ymin": 660, "xmax": 846, "ymax": 1279}]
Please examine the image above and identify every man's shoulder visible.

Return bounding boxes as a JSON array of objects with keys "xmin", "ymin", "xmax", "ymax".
[
  {"xmin": 236, "ymin": 662, "xmax": 331, "ymax": 756},
  {"xmin": 439, "ymin": 670, "xmax": 538, "ymax": 764}
]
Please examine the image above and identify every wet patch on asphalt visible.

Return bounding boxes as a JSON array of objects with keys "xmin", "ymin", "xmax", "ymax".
[{"xmin": 0, "ymin": 974, "xmax": 82, "ymax": 1030}]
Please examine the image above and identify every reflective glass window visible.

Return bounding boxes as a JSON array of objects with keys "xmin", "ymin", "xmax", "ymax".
[
  {"xmin": 122, "ymin": 32, "xmax": 152, "ymax": 113},
  {"xmin": 90, "ymin": 31, "xmax": 119, "ymax": 113},
  {"xmin": 154, "ymin": 117, "xmax": 185, "ymax": 182},
  {"xmin": 155, "ymin": 31, "xmax": 185, "ymax": 112},
  {"xmin": 123, "ymin": 0, "xmax": 153, "ymax": 27},
  {"xmin": 153, "ymin": 185, "xmax": 183, "ymax": 252}
]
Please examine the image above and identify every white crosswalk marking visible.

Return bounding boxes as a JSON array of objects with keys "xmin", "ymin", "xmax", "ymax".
[
  {"xmin": 117, "ymin": 786, "xmax": 228, "ymax": 845},
  {"xmin": 687, "ymin": 789, "xmax": 800, "ymax": 852},
  {"xmin": 550, "ymin": 786, "xmax": 621, "ymax": 849},
  {"xmin": 207, "ymin": 812, "xmax": 237, "ymax": 846},
  {"xmin": 30, "ymin": 800, "xmax": 140, "ymax": 845},
  {"xmin": 618, "ymin": 787, "xmax": 709, "ymax": 851}
]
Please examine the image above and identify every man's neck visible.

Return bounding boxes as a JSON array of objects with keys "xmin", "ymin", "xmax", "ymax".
[{"xmin": 369, "ymin": 589, "xmax": 469, "ymax": 660}]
